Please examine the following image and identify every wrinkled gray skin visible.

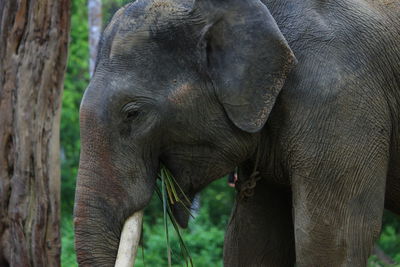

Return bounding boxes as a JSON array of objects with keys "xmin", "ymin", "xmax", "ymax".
[{"xmin": 74, "ymin": 0, "xmax": 400, "ymax": 266}]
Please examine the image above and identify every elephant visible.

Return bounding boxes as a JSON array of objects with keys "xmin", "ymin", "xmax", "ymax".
[{"xmin": 73, "ymin": 0, "xmax": 400, "ymax": 266}]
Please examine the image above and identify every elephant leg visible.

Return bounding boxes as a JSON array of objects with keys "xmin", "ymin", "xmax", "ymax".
[
  {"xmin": 224, "ymin": 178, "xmax": 295, "ymax": 267},
  {"xmin": 291, "ymin": 146, "xmax": 388, "ymax": 267}
]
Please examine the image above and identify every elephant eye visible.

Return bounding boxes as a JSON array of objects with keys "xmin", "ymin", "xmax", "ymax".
[
  {"xmin": 125, "ymin": 109, "xmax": 140, "ymax": 120},
  {"xmin": 121, "ymin": 102, "xmax": 141, "ymax": 122}
]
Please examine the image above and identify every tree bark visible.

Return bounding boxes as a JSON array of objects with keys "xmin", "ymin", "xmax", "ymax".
[
  {"xmin": 88, "ymin": 0, "xmax": 102, "ymax": 77},
  {"xmin": 0, "ymin": 0, "xmax": 70, "ymax": 266}
]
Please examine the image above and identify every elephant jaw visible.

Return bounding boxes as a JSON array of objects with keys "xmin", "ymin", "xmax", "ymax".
[
  {"xmin": 115, "ymin": 211, "xmax": 144, "ymax": 267},
  {"xmin": 171, "ymin": 193, "xmax": 200, "ymax": 228}
]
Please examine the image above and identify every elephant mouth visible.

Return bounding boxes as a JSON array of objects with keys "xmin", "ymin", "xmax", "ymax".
[
  {"xmin": 171, "ymin": 202, "xmax": 191, "ymax": 228},
  {"xmin": 159, "ymin": 163, "xmax": 197, "ymax": 228},
  {"xmin": 171, "ymin": 193, "xmax": 200, "ymax": 228}
]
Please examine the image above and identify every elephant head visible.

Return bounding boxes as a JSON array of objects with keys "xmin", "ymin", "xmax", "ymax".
[{"xmin": 74, "ymin": 0, "xmax": 296, "ymax": 265}]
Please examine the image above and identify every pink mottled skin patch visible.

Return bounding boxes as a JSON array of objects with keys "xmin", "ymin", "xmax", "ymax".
[{"xmin": 168, "ymin": 83, "xmax": 193, "ymax": 104}]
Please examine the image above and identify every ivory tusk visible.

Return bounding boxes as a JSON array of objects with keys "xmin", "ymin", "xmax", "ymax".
[{"xmin": 115, "ymin": 210, "xmax": 144, "ymax": 267}]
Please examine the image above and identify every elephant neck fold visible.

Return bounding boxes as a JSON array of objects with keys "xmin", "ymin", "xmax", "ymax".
[{"xmin": 237, "ymin": 139, "xmax": 262, "ymax": 201}]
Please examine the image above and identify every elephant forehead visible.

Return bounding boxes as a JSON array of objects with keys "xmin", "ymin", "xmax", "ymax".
[
  {"xmin": 110, "ymin": 30, "xmax": 151, "ymax": 58},
  {"xmin": 107, "ymin": 0, "xmax": 191, "ymax": 58},
  {"xmin": 168, "ymin": 83, "xmax": 194, "ymax": 105}
]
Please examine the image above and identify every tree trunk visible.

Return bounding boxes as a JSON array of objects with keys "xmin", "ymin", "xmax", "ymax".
[
  {"xmin": 0, "ymin": 0, "xmax": 70, "ymax": 266},
  {"xmin": 88, "ymin": 0, "xmax": 102, "ymax": 77}
]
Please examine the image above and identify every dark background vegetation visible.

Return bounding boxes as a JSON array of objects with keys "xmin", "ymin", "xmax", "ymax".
[{"xmin": 61, "ymin": 0, "xmax": 400, "ymax": 266}]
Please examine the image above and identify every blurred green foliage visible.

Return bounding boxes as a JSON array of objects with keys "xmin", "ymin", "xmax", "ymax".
[
  {"xmin": 61, "ymin": 0, "xmax": 89, "ymax": 216},
  {"xmin": 60, "ymin": 0, "xmax": 89, "ymax": 264},
  {"xmin": 61, "ymin": 0, "xmax": 400, "ymax": 266}
]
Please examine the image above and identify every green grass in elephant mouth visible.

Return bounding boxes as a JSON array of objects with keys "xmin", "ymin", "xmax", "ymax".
[{"xmin": 151, "ymin": 165, "xmax": 194, "ymax": 267}]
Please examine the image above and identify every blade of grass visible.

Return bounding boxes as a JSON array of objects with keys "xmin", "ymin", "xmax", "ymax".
[
  {"xmin": 164, "ymin": 177, "xmax": 176, "ymax": 205},
  {"xmin": 164, "ymin": 170, "xmax": 179, "ymax": 201},
  {"xmin": 163, "ymin": 167, "xmax": 192, "ymax": 206},
  {"xmin": 165, "ymin": 201, "xmax": 194, "ymax": 267},
  {"xmin": 156, "ymin": 165, "xmax": 195, "ymax": 267},
  {"xmin": 161, "ymin": 167, "xmax": 194, "ymax": 218},
  {"xmin": 162, "ymin": 177, "xmax": 193, "ymax": 266},
  {"xmin": 141, "ymin": 223, "xmax": 146, "ymax": 267},
  {"xmin": 141, "ymin": 241, "xmax": 146, "ymax": 267},
  {"xmin": 161, "ymin": 173, "xmax": 172, "ymax": 267}
]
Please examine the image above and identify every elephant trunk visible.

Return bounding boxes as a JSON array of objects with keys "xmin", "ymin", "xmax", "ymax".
[
  {"xmin": 73, "ymin": 167, "xmax": 125, "ymax": 266},
  {"xmin": 74, "ymin": 161, "xmax": 152, "ymax": 266}
]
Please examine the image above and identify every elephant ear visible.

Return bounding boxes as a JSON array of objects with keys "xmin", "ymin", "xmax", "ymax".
[{"xmin": 195, "ymin": 0, "xmax": 296, "ymax": 133}]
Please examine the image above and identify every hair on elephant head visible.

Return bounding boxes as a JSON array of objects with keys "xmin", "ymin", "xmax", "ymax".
[{"xmin": 74, "ymin": 0, "xmax": 296, "ymax": 265}]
